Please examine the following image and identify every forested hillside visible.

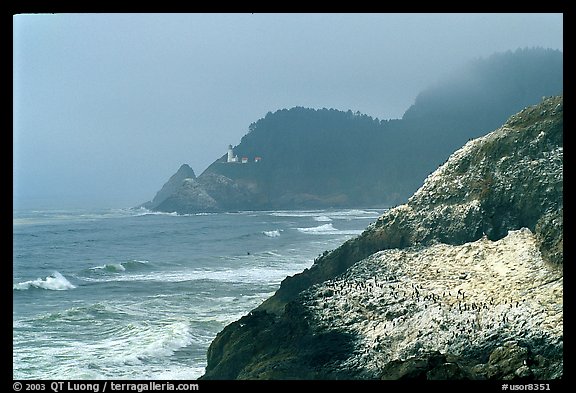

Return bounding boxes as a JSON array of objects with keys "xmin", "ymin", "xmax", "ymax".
[{"xmin": 145, "ymin": 48, "xmax": 563, "ymax": 212}]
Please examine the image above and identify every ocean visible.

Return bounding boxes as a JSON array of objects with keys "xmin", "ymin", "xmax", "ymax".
[{"xmin": 12, "ymin": 207, "xmax": 384, "ymax": 379}]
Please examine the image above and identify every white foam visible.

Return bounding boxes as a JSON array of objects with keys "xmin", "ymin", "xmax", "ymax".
[
  {"xmin": 326, "ymin": 209, "xmax": 384, "ymax": 220},
  {"xmin": 90, "ymin": 263, "xmax": 126, "ymax": 272},
  {"xmin": 269, "ymin": 211, "xmax": 319, "ymax": 217},
  {"xmin": 130, "ymin": 207, "xmax": 212, "ymax": 217},
  {"xmin": 263, "ymin": 230, "xmax": 282, "ymax": 237},
  {"xmin": 13, "ymin": 320, "xmax": 28, "ymax": 329},
  {"xmin": 297, "ymin": 223, "xmax": 337, "ymax": 233},
  {"xmin": 88, "ymin": 259, "xmax": 150, "ymax": 274},
  {"xmin": 155, "ymin": 366, "xmax": 206, "ymax": 380},
  {"xmin": 72, "ymin": 320, "xmax": 196, "ymax": 366},
  {"xmin": 13, "ymin": 271, "xmax": 76, "ymax": 291},
  {"xmin": 269, "ymin": 209, "xmax": 383, "ymax": 221},
  {"xmin": 138, "ymin": 321, "xmax": 194, "ymax": 359},
  {"xmin": 14, "ymin": 319, "xmax": 196, "ymax": 379},
  {"xmin": 133, "ymin": 207, "xmax": 180, "ymax": 217},
  {"xmin": 13, "ymin": 207, "xmax": 189, "ymax": 226},
  {"xmin": 296, "ymin": 223, "xmax": 363, "ymax": 236},
  {"xmin": 78, "ymin": 262, "xmax": 313, "ymax": 285}
]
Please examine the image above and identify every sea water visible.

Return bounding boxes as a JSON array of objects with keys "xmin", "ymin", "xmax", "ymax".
[{"xmin": 13, "ymin": 207, "xmax": 383, "ymax": 379}]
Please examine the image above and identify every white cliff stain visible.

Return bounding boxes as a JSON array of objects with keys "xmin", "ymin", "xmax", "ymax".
[{"xmin": 301, "ymin": 228, "xmax": 562, "ymax": 376}]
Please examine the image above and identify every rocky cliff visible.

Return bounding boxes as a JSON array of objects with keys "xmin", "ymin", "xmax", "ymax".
[
  {"xmin": 142, "ymin": 48, "xmax": 563, "ymax": 214},
  {"xmin": 200, "ymin": 95, "xmax": 563, "ymax": 380},
  {"xmin": 142, "ymin": 164, "xmax": 197, "ymax": 211}
]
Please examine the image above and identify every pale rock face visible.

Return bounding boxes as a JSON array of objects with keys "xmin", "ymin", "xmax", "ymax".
[
  {"xmin": 301, "ymin": 228, "xmax": 562, "ymax": 378},
  {"xmin": 142, "ymin": 164, "xmax": 197, "ymax": 211},
  {"xmin": 201, "ymin": 96, "xmax": 563, "ymax": 380}
]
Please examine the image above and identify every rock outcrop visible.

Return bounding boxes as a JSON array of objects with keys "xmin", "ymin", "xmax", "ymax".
[
  {"xmin": 142, "ymin": 49, "xmax": 563, "ymax": 214},
  {"xmin": 142, "ymin": 164, "xmax": 197, "ymax": 211},
  {"xmin": 147, "ymin": 171, "xmax": 261, "ymax": 213},
  {"xmin": 200, "ymin": 96, "xmax": 563, "ymax": 380},
  {"xmin": 154, "ymin": 176, "xmax": 219, "ymax": 213}
]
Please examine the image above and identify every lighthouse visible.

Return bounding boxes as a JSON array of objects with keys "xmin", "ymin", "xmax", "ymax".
[{"xmin": 227, "ymin": 145, "xmax": 238, "ymax": 163}]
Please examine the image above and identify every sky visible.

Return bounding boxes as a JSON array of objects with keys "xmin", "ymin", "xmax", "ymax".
[{"xmin": 13, "ymin": 13, "xmax": 563, "ymax": 210}]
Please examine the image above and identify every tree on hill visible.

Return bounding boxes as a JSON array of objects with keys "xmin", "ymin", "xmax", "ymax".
[{"xmin": 146, "ymin": 47, "xmax": 563, "ymax": 212}]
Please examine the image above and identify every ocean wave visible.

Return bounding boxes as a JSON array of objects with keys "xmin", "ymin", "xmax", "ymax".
[
  {"xmin": 128, "ymin": 321, "xmax": 194, "ymax": 361},
  {"xmin": 88, "ymin": 259, "xmax": 150, "ymax": 274},
  {"xmin": 269, "ymin": 209, "xmax": 384, "ymax": 220},
  {"xmin": 154, "ymin": 366, "xmax": 207, "ymax": 380},
  {"xmin": 13, "ymin": 271, "xmax": 76, "ymax": 291},
  {"xmin": 269, "ymin": 211, "xmax": 319, "ymax": 218},
  {"xmin": 13, "ymin": 207, "xmax": 181, "ymax": 225},
  {"xmin": 326, "ymin": 209, "xmax": 384, "ymax": 220},
  {"xmin": 34, "ymin": 302, "xmax": 126, "ymax": 324},
  {"xmin": 297, "ymin": 223, "xmax": 364, "ymax": 236},
  {"xmin": 14, "ymin": 319, "xmax": 196, "ymax": 379},
  {"xmin": 96, "ymin": 321, "xmax": 195, "ymax": 364},
  {"xmin": 262, "ymin": 251, "xmax": 282, "ymax": 257},
  {"xmin": 131, "ymin": 207, "xmax": 181, "ymax": 217},
  {"xmin": 76, "ymin": 262, "xmax": 313, "ymax": 285},
  {"xmin": 330, "ymin": 209, "xmax": 381, "ymax": 216},
  {"xmin": 15, "ymin": 207, "xmax": 201, "ymax": 222},
  {"xmin": 297, "ymin": 223, "xmax": 337, "ymax": 233},
  {"xmin": 263, "ymin": 229, "xmax": 282, "ymax": 238},
  {"xmin": 132, "ymin": 207, "xmax": 216, "ymax": 217},
  {"xmin": 90, "ymin": 263, "xmax": 126, "ymax": 272}
]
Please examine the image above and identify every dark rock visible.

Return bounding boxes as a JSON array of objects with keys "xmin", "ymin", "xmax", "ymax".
[
  {"xmin": 426, "ymin": 363, "xmax": 468, "ymax": 380},
  {"xmin": 486, "ymin": 342, "xmax": 531, "ymax": 380},
  {"xmin": 380, "ymin": 352, "xmax": 471, "ymax": 380},
  {"xmin": 258, "ymin": 96, "xmax": 563, "ymax": 315},
  {"xmin": 196, "ymin": 173, "xmax": 260, "ymax": 211},
  {"xmin": 380, "ymin": 357, "xmax": 430, "ymax": 380},
  {"xmin": 427, "ymin": 362, "xmax": 469, "ymax": 380},
  {"xmin": 202, "ymin": 97, "xmax": 563, "ymax": 379},
  {"xmin": 141, "ymin": 164, "xmax": 196, "ymax": 210},
  {"xmin": 155, "ymin": 178, "xmax": 219, "ymax": 213},
  {"xmin": 201, "ymin": 303, "xmax": 358, "ymax": 380},
  {"xmin": 142, "ymin": 49, "xmax": 562, "ymax": 214},
  {"xmin": 535, "ymin": 208, "xmax": 563, "ymax": 265}
]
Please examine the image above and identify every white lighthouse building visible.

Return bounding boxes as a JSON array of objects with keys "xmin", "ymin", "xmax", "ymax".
[{"xmin": 227, "ymin": 145, "xmax": 238, "ymax": 163}]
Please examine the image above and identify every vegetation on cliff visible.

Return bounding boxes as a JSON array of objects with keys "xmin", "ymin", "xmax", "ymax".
[
  {"xmin": 201, "ymin": 95, "xmax": 563, "ymax": 380},
  {"xmin": 144, "ymin": 48, "xmax": 562, "ymax": 213}
]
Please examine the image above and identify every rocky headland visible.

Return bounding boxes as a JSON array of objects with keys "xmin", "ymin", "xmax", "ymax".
[
  {"xmin": 141, "ymin": 49, "xmax": 563, "ymax": 214},
  {"xmin": 200, "ymin": 95, "xmax": 563, "ymax": 380}
]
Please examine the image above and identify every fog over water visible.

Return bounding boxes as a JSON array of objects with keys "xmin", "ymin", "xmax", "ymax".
[{"xmin": 13, "ymin": 13, "xmax": 563, "ymax": 209}]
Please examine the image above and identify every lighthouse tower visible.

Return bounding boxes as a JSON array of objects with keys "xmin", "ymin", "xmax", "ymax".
[{"xmin": 227, "ymin": 145, "xmax": 238, "ymax": 163}]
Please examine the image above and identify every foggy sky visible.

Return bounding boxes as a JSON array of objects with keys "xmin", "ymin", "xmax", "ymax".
[{"xmin": 13, "ymin": 13, "xmax": 563, "ymax": 210}]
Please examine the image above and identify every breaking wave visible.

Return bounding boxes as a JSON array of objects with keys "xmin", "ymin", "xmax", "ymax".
[
  {"xmin": 297, "ymin": 223, "xmax": 338, "ymax": 233},
  {"xmin": 13, "ymin": 271, "xmax": 76, "ymax": 291},
  {"xmin": 88, "ymin": 260, "xmax": 150, "ymax": 273},
  {"xmin": 270, "ymin": 209, "xmax": 383, "ymax": 220},
  {"xmin": 263, "ymin": 230, "xmax": 282, "ymax": 238},
  {"xmin": 297, "ymin": 223, "xmax": 363, "ymax": 236}
]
